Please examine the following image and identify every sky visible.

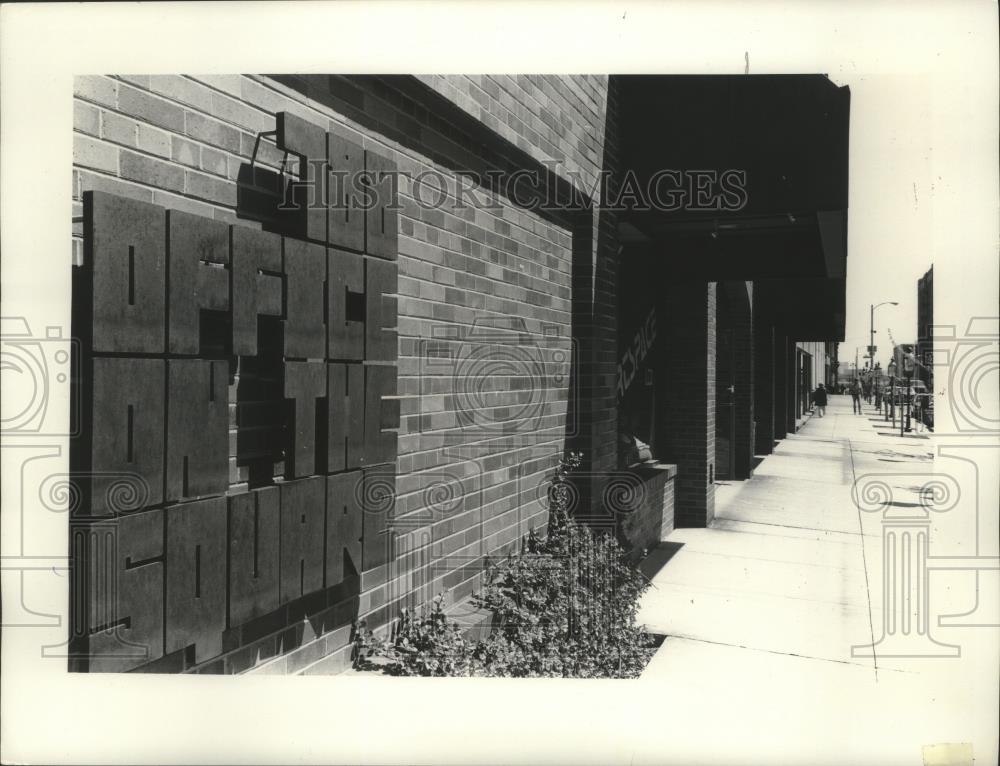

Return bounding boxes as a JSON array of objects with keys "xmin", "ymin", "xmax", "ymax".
[
  {"xmin": 838, "ymin": 74, "xmax": 935, "ymax": 371},
  {"xmin": 832, "ymin": 58, "xmax": 997, "ymax": 375}
]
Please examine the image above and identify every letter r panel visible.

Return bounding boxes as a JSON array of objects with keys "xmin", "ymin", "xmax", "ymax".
[{"xmin": 325, "ymin": 470, "xmax": 363, "ymax": 588}]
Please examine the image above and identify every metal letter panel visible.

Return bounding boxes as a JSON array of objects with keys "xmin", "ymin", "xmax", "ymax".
[
  {"xmin": 365, "ymin": 257, "xmax": 398, "ymax": 362},
  {"xmin": 283, "ymin": 361, "xmax": 326, "ymax": 478},
  {"xmin": 85, "ymin": 190, "xmax": 166, "ymax": 353},
  {"xmin": 327, "ymin": 130, "xmax": 365, "ymax": 252},
  {"xmin": 364, "ymin": 365, "xmax": 399, "ymax": 467},
  {"xmin": 325, "ymin": 470, "xmax": 363, "ymax": 587},
  {"xmin": 326, "ymin": 247, "xmax": 365, "ymax": 360},
  {"xmin": 165, "ymin": 360, "xmax": 228, "ymax": 502},
  {"xmin": 361, "ymin": 469, "xmax": 395, "ymax": 571},
  {"xmin": 279, "ymin": 476, "xmax": 325, "ymax": 604},
  {"xmin": 80, "ymin": 510, "xmax": 164, "ymax": 672},
  {"xmin": 90, "ymin": 357, "xmax": 164, "ymax": 513},
  {"xmin": 276, "ymin": 112, "xmax": 328, "ymax": 244},
  {"xmin": 228, "ymin": 486, "xmax": 280, "ymax": 627},
  {"xmin": 165, "ymin": 497, "xmax": 227, "ymax": 663},
  {"xmin": 167, "ymin": 210, "xmax": 230, "ymax": 354},
  {"xmin": 364, "ymin": 150, "xmax": 398, "ymax": 260},
  {"xmin": 283, "ymin": 237, "xmax": 326, "ymax": 359},
  {"xmin": 326, "ymin": 362, "xmax": 364, "ymax": 472},
  {"xmin": 231, "ymin": 226, "xmax": 282, "ymax": 357}
]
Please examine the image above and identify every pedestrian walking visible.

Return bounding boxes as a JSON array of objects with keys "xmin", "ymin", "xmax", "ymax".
[
  {"xmin": 812, "ymin": 383, "xmax": 828, "ymax": 417},
  {"xmin": 850, "ymin": 378, "xmax": 862, "ymax": 414}
]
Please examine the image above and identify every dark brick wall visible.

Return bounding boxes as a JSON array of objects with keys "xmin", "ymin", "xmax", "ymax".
[
  {"xmin": 658, "ymin": 281, "xmax": 717, "ymax": 528},
  {"xmin": 754, "ymin": 319, "xmax": 775, "ymax": 455},
  {"xmin": 731, "ymin": 283, "xmax": 755, "ymax": 479},
  {"xmin": 773, "ymin": 331, "xmax": 790, "ymax": 440},
  {"xmin": 618, "ymin": 464, "xmax": 677, "ymax": 561}
]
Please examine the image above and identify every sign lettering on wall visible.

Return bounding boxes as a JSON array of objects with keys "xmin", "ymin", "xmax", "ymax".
[
  {"xmin": 70, "ymin": 112, "xmax": 399, "ymax": 672},
  {"xmin": 617, "ymin": 308, "xmax": 657, "ymax": 400}
]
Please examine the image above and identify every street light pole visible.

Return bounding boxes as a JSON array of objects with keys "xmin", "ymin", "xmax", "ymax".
[
  {"xmin": 870, "ymin": 301, "xmax": 899, "ymax": 405},
  {"xmin": 870, "ymin": 304, "xmax": 875, "ymax": 370},
  {"xmin": 870, "ymin": 301, "xmax": 899, "ymax": 370}
]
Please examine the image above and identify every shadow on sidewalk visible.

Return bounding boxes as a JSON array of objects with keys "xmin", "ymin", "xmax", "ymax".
[{"xmin": 639, "ymin": 541, "xmax": 685, "ymax": 582}]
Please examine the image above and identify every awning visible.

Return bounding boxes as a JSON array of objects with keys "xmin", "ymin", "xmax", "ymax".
[{"xmin": 615, "ymin": 74, "xmax": 850, "ymax": 338}]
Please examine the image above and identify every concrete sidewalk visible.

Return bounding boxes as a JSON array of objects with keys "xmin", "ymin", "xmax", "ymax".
[{"xmin": 633, "ymin": 394, "xmax": 997, "ymax": 766}]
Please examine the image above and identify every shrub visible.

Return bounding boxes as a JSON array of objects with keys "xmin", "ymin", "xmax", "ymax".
[
  {"xmin": 354, "ymin": 594, "xmax": 476, "ymax": 676},
  {"xmin": 353, "ymin": 451, "xmax": 658, "ymax": 678}
]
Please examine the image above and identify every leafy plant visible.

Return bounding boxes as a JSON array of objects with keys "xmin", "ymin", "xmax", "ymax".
[
  {"xmin": 355, "ymin": 594, "xmax": 477, "ymax": 676},
  {"xmin": 352, "ymin": 451, "xmax": 658, "ymax": 678}
]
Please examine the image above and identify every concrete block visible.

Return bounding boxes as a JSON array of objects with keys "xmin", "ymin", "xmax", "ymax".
[
  {"xmin": 73, "ymin": 76, "xmax": 118, "ymax": 108},
  {"xmin": 120, "ymin": 151, "xmax": 185, "ymax": 193},
  {"xmin": 118, "ymin": 84, "xmax": 185, "ymax": 133},
  {"xmin": 73, "ymin": 101, "xmax": 101, "ymax": 136}
]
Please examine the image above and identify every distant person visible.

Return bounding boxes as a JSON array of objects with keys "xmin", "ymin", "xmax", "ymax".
[
  {"xmin": 850, "ymin": 378, "xmax": 862, "ymax": 414},
  {"xmin": 812, "ymin": 383, "xmax": 828, "ymax": 417}
]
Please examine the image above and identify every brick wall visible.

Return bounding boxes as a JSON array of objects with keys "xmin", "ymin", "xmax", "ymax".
[
  {"xmin": 71, "ymin": 74, "xmax": 614, "ymax": 673},
  {"xmin": 754, "ymin": 319, "xmax": 776, "ymax": 454},
  {"xmin": 773, "ymin": 331, "xmax": 790, "ymax": 440},
  {"xmin": 618, "ymin": 463, "xmax": 677, "ymax": 561},
  {"xmin": 659, "ymin": 281, "xmax": 717, "ymax": 528},
  {"xmin": 731, "ymin": 282, "xmax": 755, "ymax": 479},
  {"xmin": 417, "ymin": 75, "xmax": 609, "ymax": 198}
]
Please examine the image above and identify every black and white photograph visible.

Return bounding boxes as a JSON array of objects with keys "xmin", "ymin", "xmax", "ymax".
[{"xmin": 1, "ymin": 2, "xmax": 998, "ymax": 764}]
